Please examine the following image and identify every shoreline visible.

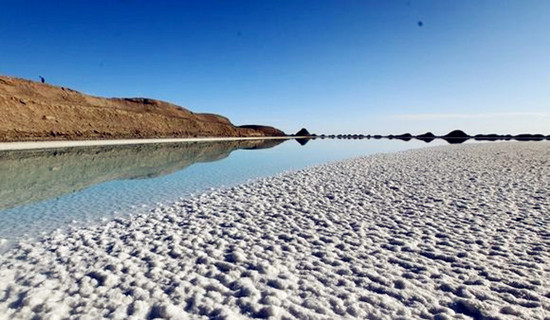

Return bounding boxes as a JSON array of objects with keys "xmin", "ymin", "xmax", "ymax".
[
  {"xmin": 0, "ymin": 136, "xmax": 308, "ymax": 151},
  {"xmin": 0, "ymin": 142, "xmax": 548, "ymax": 319}
]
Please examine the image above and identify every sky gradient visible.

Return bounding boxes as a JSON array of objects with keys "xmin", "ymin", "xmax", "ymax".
[{"xmin": 1, "ymin": 1, "xmax": 549, "ymax": 135}]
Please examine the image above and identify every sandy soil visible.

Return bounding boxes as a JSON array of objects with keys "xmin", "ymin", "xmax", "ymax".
[{"xmin": 0, "ymin": 75, "xmax": 285, "ymax": 142}]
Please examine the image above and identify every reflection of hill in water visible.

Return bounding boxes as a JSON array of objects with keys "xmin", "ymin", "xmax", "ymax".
[{"xmin": 0, "ymin": 139, "xmax": 284, "ymax": 210}]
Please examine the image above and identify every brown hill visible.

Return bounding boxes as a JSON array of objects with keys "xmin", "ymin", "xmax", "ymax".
[{"xmin": 0, "ymin": 75, "xmax": 285, "ymax": 142}]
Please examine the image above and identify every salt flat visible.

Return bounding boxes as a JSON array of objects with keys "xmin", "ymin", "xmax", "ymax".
[{"xmin": 0, "ymin": 142, "xmax": 549, "ymax": 319}]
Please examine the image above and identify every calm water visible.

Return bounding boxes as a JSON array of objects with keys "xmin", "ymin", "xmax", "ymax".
[{"xmin": 0, "ymin": 138, "xmax": 446, "ymax": 242}]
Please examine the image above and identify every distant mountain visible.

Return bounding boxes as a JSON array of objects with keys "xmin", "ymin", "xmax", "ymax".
[{"xmin": 0, "ymin": 75, "xmax": 285, "ymax": 142}]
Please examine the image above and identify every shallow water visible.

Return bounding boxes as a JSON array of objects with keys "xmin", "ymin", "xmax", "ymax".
[{"xmin": 0, "ymin": 138, "xmax": 446, "ymax": 242}]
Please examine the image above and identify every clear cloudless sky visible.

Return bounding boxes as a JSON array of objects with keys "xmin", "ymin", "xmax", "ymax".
[{"xmin": 1, "ymin": 0, "xmax": 549, "ymax": 135}]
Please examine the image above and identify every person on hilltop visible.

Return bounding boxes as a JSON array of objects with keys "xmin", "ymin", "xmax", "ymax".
[{"xmin": 39, "ymin": 75, "xmax": 45, "ymax": 83}]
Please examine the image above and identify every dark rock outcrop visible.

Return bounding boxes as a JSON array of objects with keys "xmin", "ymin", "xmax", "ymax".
[
  {"xmin": 415, "ymin": 132, "xmax": 436, "ymax": 143},
  {"xmin": 442, "ymin": 130, "xmax": 470, "ymax": 144},
  {"xmin": 295, "ymin": 128, "xmax": 311, "ymax": 136},
  {"xmin": 443, "ymin": 130, "xmax": 469, "ymax": 139},
  {"xmin": 514, "ymin": 134, "xmax": 545, "ymax": 141},
  {"xmin": 474, "ymin": 134, "xmax": 502, "ymax": 141},
  {"xmin": 394, "ymin": 133, "xmax": 413, "ymax": 141}
]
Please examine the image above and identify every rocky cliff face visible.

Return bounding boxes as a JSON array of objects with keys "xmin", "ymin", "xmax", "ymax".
[{"xmin": 0, "ymin": 76, "xmax": 285, "ymax": 141}]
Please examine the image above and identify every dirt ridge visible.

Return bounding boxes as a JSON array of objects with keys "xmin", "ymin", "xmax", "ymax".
[{"xmin": 0, "ymin": 75, "xmax": 285, "ymax": 142}]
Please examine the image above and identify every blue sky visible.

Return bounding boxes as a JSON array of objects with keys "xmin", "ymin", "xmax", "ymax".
[{"xmin": 1, "ymin": 1, "xmax": 549, "ymax": 134}]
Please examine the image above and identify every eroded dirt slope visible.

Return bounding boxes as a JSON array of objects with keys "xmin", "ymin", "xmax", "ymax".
[{"xmin": 0, "ymin": 76, "xmax": 285, "ymax": 141}]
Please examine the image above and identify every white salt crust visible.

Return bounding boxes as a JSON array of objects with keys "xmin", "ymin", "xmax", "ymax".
[{"xmin": 0, "ymin": 142, "xmax": 549, "ymax": 319}]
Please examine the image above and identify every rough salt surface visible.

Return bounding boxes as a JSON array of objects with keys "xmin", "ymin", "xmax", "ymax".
[{"xmin": 0, "ymin": 142, "xmax": 549, "ymax": 320}]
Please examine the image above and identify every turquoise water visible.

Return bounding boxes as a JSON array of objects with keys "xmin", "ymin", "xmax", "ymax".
[{"xmin": 0, "ymin": 138, "xmax": 446, "ymax": 242}]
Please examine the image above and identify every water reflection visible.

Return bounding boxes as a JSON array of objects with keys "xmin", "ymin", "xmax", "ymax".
[
  {"xmin": 295, "ymin": 138, "xmax": 310, "ymax": 146},
  {"xmin": 0, "ymin": 139, "xmax": 283, "ymax": 210}
]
